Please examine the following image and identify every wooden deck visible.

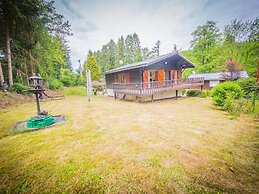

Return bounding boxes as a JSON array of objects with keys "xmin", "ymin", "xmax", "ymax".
[{"xmin": 113, "ymin": 78, "xmax": 204, "ymax": 98}]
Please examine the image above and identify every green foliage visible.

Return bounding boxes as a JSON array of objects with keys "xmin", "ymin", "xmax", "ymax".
[
  {"xmin": 60, "ymin": 69, "xmax": 73, "ymax": 87},
  {"xmin": 0, "ymin": 0, "xmax": 73, "ymax": 88},
  {"xmin": 62, "ymin": 86, "xmax": 86, "ymax": 96},
  {"xmin": 183, "ymin": 18, "xmax": 259, "ymax": 77},
  {"xmin": 94, "ymin": 33, "xmax": 151, "ymax": 77},
  {"xmin": 191, "ymin": 21, "xmax": 221, "ymax": 69},
  {"xmin": 211, "ymin": 82, "xmax": 243, "ymax": 107},
  {"xmin": 47, "ymin": 79, "xmax": 64, "ymax": 90},
  {"xmin": 223, "ymin": 96, "xmax": 253, "ymax": 116},
  {"xmin": 83, "ymin": 51, "xmax": 101, "ymax": 82},
  {"xmin": 9, "ymin": 83, "xmax": 30, "ymax": 94},
  {"xmin": 186, "ymin": 90, "xmax": 207, "ymax": 98},
  {"xmin": 235, "ymin": 78, "xmax": 257, "ymax": 97}
]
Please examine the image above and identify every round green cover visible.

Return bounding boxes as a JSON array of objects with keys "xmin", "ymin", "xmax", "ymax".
[{"xmin": 27, "ymin": 115, "xmax": 54, "ymax": 129}]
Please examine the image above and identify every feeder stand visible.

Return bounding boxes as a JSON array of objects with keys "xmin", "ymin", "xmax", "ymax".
[
  {"xmin": 27, "ymin": 74, "xmax": 54, "ymax": 129},
  {"xmin": 28, "ymin": 74, "xmax": 44, "ymax": 115}
]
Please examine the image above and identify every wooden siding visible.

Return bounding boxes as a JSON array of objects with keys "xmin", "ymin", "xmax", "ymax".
[
  {"xmin": 143, "ymin": 70, "xmax": 148, "ymax": 83},
  {"xmin": 125, "ymin": 72, "xmax": 130, "ymax": 83},
  {"xmin": 157, "ymin": 70, "xmax": 164, "ymax": 87}
]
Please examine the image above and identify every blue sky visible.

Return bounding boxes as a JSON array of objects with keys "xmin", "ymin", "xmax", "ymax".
[{"xmin": 53, "ymin": 0, "xmax": 259, "ymax": 70}]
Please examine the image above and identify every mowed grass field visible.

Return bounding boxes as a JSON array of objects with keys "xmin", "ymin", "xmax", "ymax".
[{"xmin": 0, "ymin": 92, "xmax": 258, "ymax": 193}]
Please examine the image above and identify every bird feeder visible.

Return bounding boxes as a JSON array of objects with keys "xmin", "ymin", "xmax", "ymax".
[{"xmin": 27, "ymin": 74, "xmax": 54, "ymax": 129}]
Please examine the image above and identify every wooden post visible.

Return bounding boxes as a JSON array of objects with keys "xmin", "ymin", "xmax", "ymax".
[
  {"xmin": 201, "ymin": 85, "xmax": 203, "ymax": 91},
  {"xmin": 114, "ymin": 93, "xmax": 117, "ymax": 100},
  {"xmin": 176, "ymin": 90, "xmax": 178, "ymax": 99},
  {"xmin": 151, "ymin": 95, "xmax": 154, "ymax": 102}
]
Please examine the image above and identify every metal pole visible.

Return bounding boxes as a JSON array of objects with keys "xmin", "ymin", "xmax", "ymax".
[
  {"xmin": 86, "ymin": 69, "xmax": 92, "ymax": 102},
  {"xmin": 78, "ymin": 59, "xmax": 83, "ymax": 85},
  {"xmin": 35, "ymin": 93, "xmax": 41, "ymax": 115}
]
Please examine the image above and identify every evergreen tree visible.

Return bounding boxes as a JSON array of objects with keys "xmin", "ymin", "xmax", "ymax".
[
  {"xmin": 132, "ymin": 33, "xmax": 142, "ymax": 62},
  {"xmin": 151, "ymin": 40, "xmax": 161, "ymax": 57},
  {"xmin": 83, "ymin": 50, "xmax": 100, "ymax": 82},
  {"xmin": 107, "ymin": 39, "xmax": 116, "ymax": 70},
  {"xmin": 141, "ymin": 47, "xmax": 151, "ymax": 60},
  {"xmin": 125, "ymin": 34, "xmax": 134, "ymax": 64},
  {"xmin": 115, "ymin": 36, "xmax": 125, "ymax": 67}
]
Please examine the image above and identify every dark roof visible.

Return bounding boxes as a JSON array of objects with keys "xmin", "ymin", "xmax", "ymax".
[
  {"xmin": 91, "ymin": 81, "xmax": 106, "ymax": 86},
  {"xmin": 105, "ymin": 52, "xmax": 195, "ymax": 74},
  {"xmin": 188, "ymin": 71, "xmax": 249, "ymax": 80}
]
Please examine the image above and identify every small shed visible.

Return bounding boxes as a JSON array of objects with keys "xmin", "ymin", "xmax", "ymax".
[{"xmin": 188, "ymin": 71, "xmax": 249, "ymax": 89}]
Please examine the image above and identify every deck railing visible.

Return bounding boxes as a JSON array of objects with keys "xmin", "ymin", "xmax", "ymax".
[{"xmin": 113, "ymin": 78, "xmax": 204, "ymax": 96}]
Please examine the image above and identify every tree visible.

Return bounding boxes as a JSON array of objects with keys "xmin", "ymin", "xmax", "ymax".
[
  {"xmin": 141, "ymin": 47, "xmax": 151, "ymax": 60},
  {"xmin": 151, "ymin": 40, "xmax": 161, "ymax": 56},
  {"xmin": 125, "ymin": 34, "xmax": 134, "ymax": 64},
  {"xmin": 0, "ymin": 0, "xmax": 72, "ymax": 87},
  {"xmin": 222, "ymin": 60, "xmax": 243, "ymax": 81},
  {"xmin": 83, "ymin": 50, "xmax": 100, "ymax": 82},
  {"xmin": 106, "ymin": 39, "xmax": 116, "ymax": 70},
  {"xmin": 115, "ymin": 36, "xmax": 125, "ymax": 67},
  {"xmin": 172, "ymin": 44, "xmax": 181, "ymax": 52},
  {"xmin": 191, "ymin": 21, "xmax": 221, "ymax": 65},
  {"xmin": 224, "ymin": 19, "xmax": 249, "ymax": 43},
  {"xmin": 132, "ymin": 33, "xmax": 142, "ymax": 62}
]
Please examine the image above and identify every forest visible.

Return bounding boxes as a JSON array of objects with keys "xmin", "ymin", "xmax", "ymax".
[{"xmin": 0, "ymin": 0, "xmax": 258, "ymax": 91}]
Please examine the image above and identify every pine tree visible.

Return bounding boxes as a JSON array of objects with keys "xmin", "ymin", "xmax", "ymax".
[
  {"xmin": 83, "ymin": 50, "xmax": 101, "ymax": 82},
  {"xmin": 132, "ymin": 33, "xmax": 142, "ymax": 62},
  {"xmin": 115, "ymin": 36, "xmax": 125, "ymax": 67},
  {"xmin": 125, "ymin": 34, "xmax": 134, "ymax": 64},
  {"xmin": 151, "ymin": 40, "xmax": 161, "ymax": 57}
]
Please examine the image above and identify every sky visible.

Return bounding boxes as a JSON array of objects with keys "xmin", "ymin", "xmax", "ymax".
[{"xmin": 53, "ymin": 0, "xmax": 259, "ymax": 70}]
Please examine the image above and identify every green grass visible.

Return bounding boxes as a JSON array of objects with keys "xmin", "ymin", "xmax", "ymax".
[
  {"xmin": 0, "ymin": 96, "xmax": 258, "ymax": 193},
  {"xmin": 62, "ymin": 86, "xmax": 86, "ymax": 96}
]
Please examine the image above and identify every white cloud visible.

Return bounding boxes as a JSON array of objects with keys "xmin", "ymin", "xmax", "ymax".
[{"xmin": 54, "ymin": 0, "xmax": 259, "ymax": 70}]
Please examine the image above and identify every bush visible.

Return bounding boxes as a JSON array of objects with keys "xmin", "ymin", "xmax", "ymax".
[
  {"xmin": 60, "ymin": 76, "xmax": 72, "ymax": 87},
  {"xmin": 48, "ymin": 79, "xmax": 63, "ymax": 90},
  {"xmin": 203, "ymin": 90, "xmax": 211, "ymax": 97},
  {"xmin": 9, "ymin": 83, "xmax": 31, "ymax": 94},
  {"xmin": 186, "ymin": 90, "xmax": 207, "ymax": 98},
  {"xmin": 235, "ymin": 77, "xmax": 256, "ymax": 97},
  {"xmin": 211, "ymin": 82, "xmax": 243, "ymax": 107},
  {"xmin": 224, "ymin": 95, "xmax": 253, "ymax": 116}
]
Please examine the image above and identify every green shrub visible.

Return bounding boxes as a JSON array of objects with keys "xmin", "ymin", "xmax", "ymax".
[
  {"xmin": 60, "ymin": 76, "xmax": 72, "ymax": 87},
  {"xmin": 224, "ymin": 95, "xmax": 253, "ymax": 116},
  {"xmin": 211, "ymin": 82, "xmax": 243, "ymax": 107},
  {"xmin": 48, "ymin": 79, "xmax": 63, "ymax": 90},
  {"xmin": 203, "ymin": 90, "xmax": 211, "ymax": 97},
  {"xmin": 235, "ymin": 78, "xmax": 256, "ymax": 97},
  {"xmin": 186, "ymin": 90, "xmax": 206, "ymax": 98},
  {"xmin": 9, "ymin": 83, "xmax": 31, "ymax": 94}
]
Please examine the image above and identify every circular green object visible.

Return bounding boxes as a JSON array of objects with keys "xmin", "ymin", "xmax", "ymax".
[{"xmin": 27, "ymin": 115, "xmax": 54, "ymax": 129}]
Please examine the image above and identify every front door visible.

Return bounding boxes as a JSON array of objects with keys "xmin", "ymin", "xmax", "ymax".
[
  {"xmin": 171, "ymin": 70, "xmax": 178, "ymax": 84},
  {"xmin": 148, "ymin": 71, "xmax": 157, "ymax": 88},
  {"xmin": 164, "ymin": 70, "xmax": 171, "ymax": 86}
]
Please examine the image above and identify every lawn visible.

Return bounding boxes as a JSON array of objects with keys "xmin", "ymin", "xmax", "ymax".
[{"xmin": 0, "ymin": 94, "xmax": 258, "ymax": 193}]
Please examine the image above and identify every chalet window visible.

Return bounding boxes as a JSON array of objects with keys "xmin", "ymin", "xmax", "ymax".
[
  {"xmin": 118, "ymin": 73, "xmax": 126, "ymax": 83},
  {"xmin": 148, "ymin": 71, "xmax": 158, "ymax": 88},
  {"xmin": 148, "ymin": 71, "xmax": 157, "ymax": 82}
]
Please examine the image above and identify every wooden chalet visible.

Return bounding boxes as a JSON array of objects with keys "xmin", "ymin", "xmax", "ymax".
[{"xmin": 105, "ymin": 52, "xmax": 204, "ymax": 102}]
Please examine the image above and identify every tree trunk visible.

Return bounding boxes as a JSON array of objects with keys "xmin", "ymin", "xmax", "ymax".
[
  {"xmin": 24, "ymin": 59, "xmax": 29, "ymax": 85},
  {"xmin": 0, "ymin": 62, "xmax": 4, "ymax": 86},
  {"xmin": 5, "ymin": 25, "xmax": 13, "ymax": 86},
  {"xmin": 28, "ymin": 49, "xmax": 34, "ymax": 75}
]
